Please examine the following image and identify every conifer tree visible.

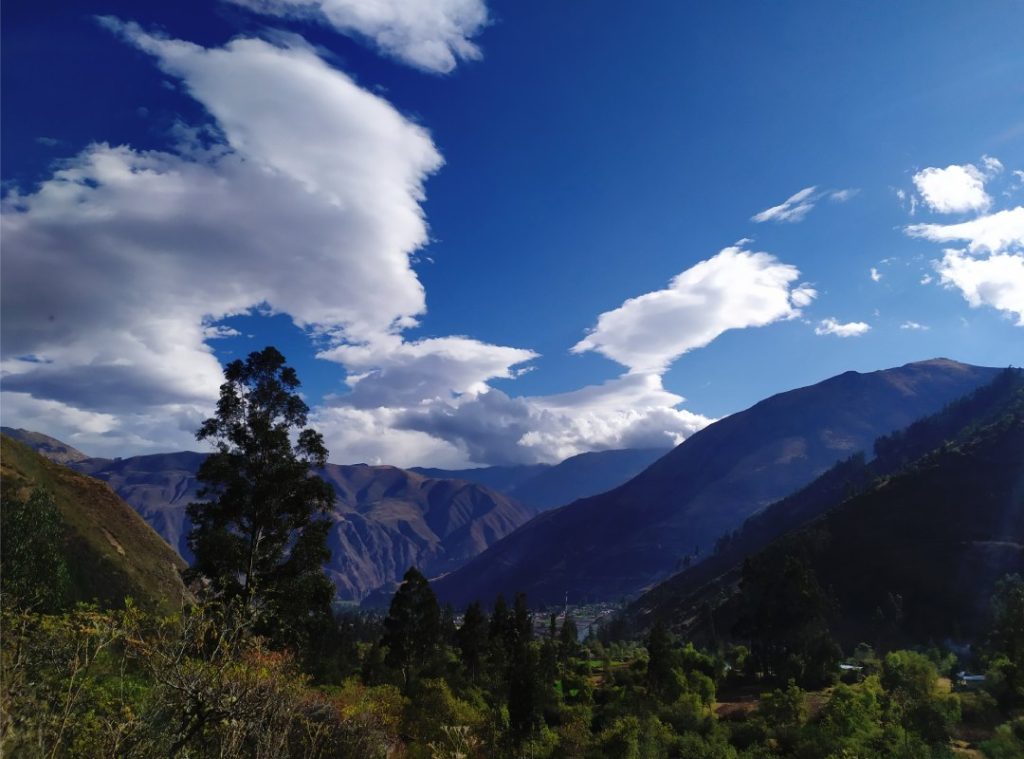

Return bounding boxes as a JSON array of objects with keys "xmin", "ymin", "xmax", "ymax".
[{"xmin": 381, "ymin": 566, "xmax": 441, "ymax": 690}]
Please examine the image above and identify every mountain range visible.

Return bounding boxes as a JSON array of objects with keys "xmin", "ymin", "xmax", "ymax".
[
  {"xmin": 413, "ymin": 447, "xmax": 670, "ymax": 511},
  {"xmin": 13, "ymin": 438, "xmax": 668, "ymax": 602},
  {"xmin": 64, "ymin": 453, "xmax": 536, "ymax": 602},
  {"xmin": 6, "ymin": 358, "xmax": 1012, "ymax": 613},
  {"xmin": 432, "ymin": 358, "xmax": 1003, "ymax": 607}
]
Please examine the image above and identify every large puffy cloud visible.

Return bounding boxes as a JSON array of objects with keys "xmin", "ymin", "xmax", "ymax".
[
  {"xmin": 1, "ymin": 26, "xmax": 445, "ymax": 454},
  {"xmin": 934, "ymin": 250, "xmax": 1024, "ymax": 325},
  {"xmin": 1, "ymin": 21, "xmax": 713, "ymax": 466},
  {"xmin": 228, "ymin": 0, "xmax": 488, "ymax": 73},
  {"xmin": 912, "ymin": 161, "xmax": 994, "ymax": 214},
  {"xmin": 347, "ymin": 373, "xmax": 713, "ymax": 467},
  {"xmin": 571, "ymin": 246, "xmax": 816, "ymax": 373}
]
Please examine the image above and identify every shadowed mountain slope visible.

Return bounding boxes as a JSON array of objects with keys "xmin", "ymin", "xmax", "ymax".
[
  {"xmin": 0, "ymin": 435, "xmax": 188, "ymax": 612},
  {"xmin": 627, "ymin": 367, "xmax": 1024, "ymax": 641},
  {"xmin": 433, "ymin": 359, "xmax": 1002, "ymax": 607}
]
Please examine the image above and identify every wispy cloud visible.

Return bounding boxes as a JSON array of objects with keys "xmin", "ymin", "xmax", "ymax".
[
  {"xmin": 900, "ymin": 321, "xmax": 929, "ymax": 331},
  {"xmin": 752, "ymin": 185, "xmax": 858, "ymax": 223},
  {"xmin": 870, "ymin": 267, "xmax": 882, "ymax": 282},
  {"xmin": 751, "ymin": 186, "xmax": 818, "ymax": 223},
  {"xmin": 227, "ymin": 0, "xmax": 489, "ymax": 73},
  {"xmin": 829, "ymin": 188, "xmax": 859, "ymax": 202}
]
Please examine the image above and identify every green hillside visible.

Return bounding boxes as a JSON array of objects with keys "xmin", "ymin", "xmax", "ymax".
[{"xmin": 1, "ymin": 435, "xmax": 188, "ymax": 612}]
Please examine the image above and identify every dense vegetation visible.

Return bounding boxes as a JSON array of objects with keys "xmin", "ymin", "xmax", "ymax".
[
  {"xmin": 2, "ymin": 353, "xmax": 1022, "ymax": 757},
  {"xmin": 2, "ymin": 570, "xmax": 1022, "ymax": 757}
]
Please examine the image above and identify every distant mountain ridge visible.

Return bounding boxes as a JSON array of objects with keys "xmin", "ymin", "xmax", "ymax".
[
  {"xmin": 412, "ymin": 448, "xmax": 670, "ymax": 510},
  {"xmin": 433, "ymin": 359, "xmax": 1003, "ymax": 607}
]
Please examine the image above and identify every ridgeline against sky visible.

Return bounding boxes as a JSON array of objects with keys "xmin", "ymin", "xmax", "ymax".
[{"xmin": 2, "ymin": 1, "xmax": 1022, "ymax": 467}]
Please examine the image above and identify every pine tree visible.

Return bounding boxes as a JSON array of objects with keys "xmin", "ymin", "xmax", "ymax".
[
  {"xmin": 381, "ymin": 566, "xmax": 441, "ymax": 690},
  {"xmin": 457, "ymin": 601, "xmax": 489, "ymax": 683},
  {"xmin": 186, "ymin": 346, "xmax": 335, "ymax": 649}
]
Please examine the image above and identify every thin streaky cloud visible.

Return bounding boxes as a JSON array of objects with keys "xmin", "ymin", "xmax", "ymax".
[{"xmin": 751, "ymin": 186, "xmax": 817, "ymax": 223}]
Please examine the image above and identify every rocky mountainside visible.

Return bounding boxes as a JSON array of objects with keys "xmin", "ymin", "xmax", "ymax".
[
  {"xmin": 0, "ymin": 435, "xmax": 188, "ymax": 612},
  {"xmin": 413, "ymin": 447, "xmax": 669, "ymax": 511},
  {"xmin": 433, "ymin": 359, "xmax": 1002, "ymax": 607},
  {"xmin": 317, "ymin": 464, "xmax": 535, "ymax": 600},
  {"xmin": 63, "ymin": 451, "xmax": 535, "ymax": 602}
]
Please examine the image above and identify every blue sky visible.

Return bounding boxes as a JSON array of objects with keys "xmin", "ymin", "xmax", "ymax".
[{"xmin": 2, "ymin": 0, "xmax": 1022, "ymax": 466}]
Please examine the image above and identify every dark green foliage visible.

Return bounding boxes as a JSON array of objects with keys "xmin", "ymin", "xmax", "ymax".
[
  {"xmin": 457, "ymin": 601, "xmax": 489, "ymax": 683},
  {"xmin": 381, "ymin": 567, "xmax": 441, "ymax": 690},
  {"xmin": 981, "ymin": 716, "xmax": 1024, "ymax": 758},
  {"xmin": 985, "ymin": 574, "xmax": 1024, "ymax": 707},
  {"xmin": 733, "ymin": 550, "xmax": 840, "ymax": 687},
  {"xmin": 186, "ymin": 346, "xmax": 335, "ymax": 650},
  {"xmin": 757, "ymin": 681, "xmax": 807, "ymax": 753},
  {"xmin": 559, "ymin": 614, "xmax": 580, "ymax": 663},
  {"xmin": 0, "ymin": 488, "xmax": 70, "ymax": 612},
  {"xmin": 647, "ymin": 621, "xmax": 683, "ymax": 703},
  {"xmin": 507, "ymin": 593, "xmax": 543, "ymax": 742}
]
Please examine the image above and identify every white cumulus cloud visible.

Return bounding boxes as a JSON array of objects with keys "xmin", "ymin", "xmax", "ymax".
[
  {"xmin": 228, "ymin": 0, "xmax": 489, "ymax": 73},
  {"xmin": 912, "ymin": 162, "xmax": 993, "ymax": 214},
  {"xmin": 572, "ymin": 246, "xmax": 814, "ymax": 373},
  {"xmin": 934, "ymin": 250, "xmax": 1024, "ymax": 326},
  {"xmin": 814, "ymin": 318, "xmax": 871, "ymax": 337}
]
